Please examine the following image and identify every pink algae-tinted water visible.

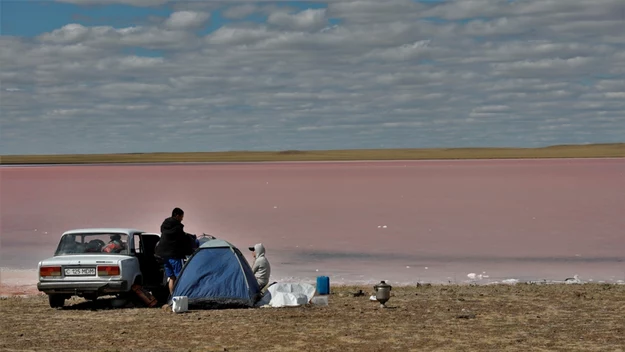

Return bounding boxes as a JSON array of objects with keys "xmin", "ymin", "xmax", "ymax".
[{"xmin": 1, "ymin": 158, "xmax": 624, "ymax": 294}]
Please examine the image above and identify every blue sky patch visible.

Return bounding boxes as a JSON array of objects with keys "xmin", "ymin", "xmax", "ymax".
[{"xmin": 2, "ymin": 1, "xmax": 171, "ymax": 36}]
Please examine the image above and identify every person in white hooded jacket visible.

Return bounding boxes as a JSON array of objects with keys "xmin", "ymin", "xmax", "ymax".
[{"xmin": 248, "ymin": 243, "xmax": 271, "ymax": 289}]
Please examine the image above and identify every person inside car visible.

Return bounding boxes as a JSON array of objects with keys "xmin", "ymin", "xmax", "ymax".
[
  {"xmin": 85, "ymin": 239, "xmax": 105, "ymax": 252},
  {"xmin": 102, "ymin": 234, "xmax": 126, "ymax": 253}
]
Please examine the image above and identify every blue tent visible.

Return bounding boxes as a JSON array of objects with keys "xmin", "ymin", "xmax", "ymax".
[{"xmin": 170, "ymin": 238, "xmax": 261, "ymax": 309}]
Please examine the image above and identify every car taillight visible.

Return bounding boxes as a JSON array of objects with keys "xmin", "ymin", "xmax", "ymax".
[
  {"xmin": 40, "ymin": 266, "xmax": 62, "ymax": 277},
  {"xmin": 97, "ymin": 265, "xmax": 120, "ymax": 276}
]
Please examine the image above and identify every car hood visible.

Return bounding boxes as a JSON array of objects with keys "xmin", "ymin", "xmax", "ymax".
[{"xmin": 39, "ymin": 254, "xmax": 132, "ymax": 266}]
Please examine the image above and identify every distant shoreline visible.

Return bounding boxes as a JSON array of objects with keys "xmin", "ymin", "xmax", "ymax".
[{"xmin": 1, "ymin": 143, "xmax": 623, "ymax": 165}]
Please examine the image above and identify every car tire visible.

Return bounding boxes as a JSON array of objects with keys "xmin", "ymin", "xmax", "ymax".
[{"xmin": 48, "ymin": 294, "xmax": 65, "ymax": 308}]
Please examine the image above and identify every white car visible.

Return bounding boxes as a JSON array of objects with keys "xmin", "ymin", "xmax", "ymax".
[{"xmin": 37, "ymin": 228, "xmax": 168, "ymax": 308}]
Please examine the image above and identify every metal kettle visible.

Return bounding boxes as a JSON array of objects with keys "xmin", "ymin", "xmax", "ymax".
[{"xmin": 374, "ymin": 280, "xmax": 392, "ymax": 307}]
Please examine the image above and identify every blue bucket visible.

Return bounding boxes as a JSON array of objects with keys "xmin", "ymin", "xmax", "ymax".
[{"xmin": 316, "ymin": 276, "xmax": 330, "ymax": 295}]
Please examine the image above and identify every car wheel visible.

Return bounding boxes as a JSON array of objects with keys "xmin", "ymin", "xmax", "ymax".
[{"xmin": 48, "ymin": 294, "xmax": 65, "ymax": 308}]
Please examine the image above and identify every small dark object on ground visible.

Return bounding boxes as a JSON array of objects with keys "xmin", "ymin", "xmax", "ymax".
[
  {"xmin": 456, "ymin": 313, "xmax": 476, "ymax": 319},
  {"xmin": 351, "ymin": 290, "xmax": 365, "ymax": 297}
]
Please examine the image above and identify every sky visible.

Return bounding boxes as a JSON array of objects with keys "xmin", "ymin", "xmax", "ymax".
[{"xmin": 1, "ymin": 0, "xmax": 624, "ymax": 155}]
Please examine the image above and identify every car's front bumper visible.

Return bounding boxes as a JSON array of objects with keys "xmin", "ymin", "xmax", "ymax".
[{"xmin": 37, "ymin": 280, "xmax": 129, "ymax": 294}]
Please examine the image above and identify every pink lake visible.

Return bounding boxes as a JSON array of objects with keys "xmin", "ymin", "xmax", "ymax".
[{"xmin": 1, "ymin": 158, "xmax": 624, "ymax": 294}]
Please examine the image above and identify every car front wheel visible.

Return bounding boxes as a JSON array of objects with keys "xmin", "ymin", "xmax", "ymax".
[{"xmin": 48, "ymin": 294, "xmax": 65, "ymax": 308}]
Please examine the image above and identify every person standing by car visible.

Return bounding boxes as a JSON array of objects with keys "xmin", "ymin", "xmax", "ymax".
[
  {"xmin": 248, "ymin": 243, "xmax": 271, "ymax": 289},
  {"xmin": 155, "ymin": 207, "xmax": 195, "ymax": 294}
]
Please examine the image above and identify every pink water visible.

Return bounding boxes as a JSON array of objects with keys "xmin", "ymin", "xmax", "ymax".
[{"xmin": 1, "ymin": 159, "xmax": 624, "ymax": 293}]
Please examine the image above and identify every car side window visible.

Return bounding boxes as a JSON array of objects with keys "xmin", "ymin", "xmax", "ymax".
[{"xmin": 134, "ymin": 235, "xmax": 143, "ymax": 254}]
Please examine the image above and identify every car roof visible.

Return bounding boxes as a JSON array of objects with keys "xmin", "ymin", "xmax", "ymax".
[{"xmin": 62, "ymin": 228, "xmax": 146, "ymax": 235}]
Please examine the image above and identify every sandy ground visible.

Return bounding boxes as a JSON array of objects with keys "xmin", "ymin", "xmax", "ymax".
[{"xmin": 1, "ymin": 283, "xmax": 624, "ymax": 352}]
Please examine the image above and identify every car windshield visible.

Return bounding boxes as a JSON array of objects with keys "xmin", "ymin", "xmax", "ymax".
[{"xmin": 54, "ymin": 233, "xmax": 130, "ymax": 255}]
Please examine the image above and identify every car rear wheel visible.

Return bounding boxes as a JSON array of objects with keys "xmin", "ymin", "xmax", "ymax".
[{"xmin": 48, "ymin": 294, "xmax": 65, "ymax": 308}]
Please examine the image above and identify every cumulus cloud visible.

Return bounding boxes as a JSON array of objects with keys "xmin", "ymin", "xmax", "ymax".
[
  {"xmin": 267, "ymin": 8, "xmax": 328, "ymax": 31},
  {"xmin": 222, "ymin": 4, "xmax": 258, "ymax": 20},
  {"xmin": 164, "ymin": 11, "xmax": 210, "ymax": 30},
  {"xmin": 360, "ymin": 40, "xmax": 436, "ymax": 62},
  {"xmin": 206, "ymin": 25, "xmax": 277, "ymax": 46},
  {"xmin": 37, "ymin": 23, "xmax": 199, "ymax": 50},
  {"xmin": 491, "ymin": 57, "xmax": 597, "ymax": 78},
  {"xmin": 1, "ymin": 0, "xmax": 623, "ymax": 155},
  {"xmin": 328, "ymin": 0, "xmax": 425, "ymax": 24}
]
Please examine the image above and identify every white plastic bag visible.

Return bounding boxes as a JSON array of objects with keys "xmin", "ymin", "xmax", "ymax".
[{"xmin": 255, "ymin": 282, "xmax": 317, "ymax": 308}]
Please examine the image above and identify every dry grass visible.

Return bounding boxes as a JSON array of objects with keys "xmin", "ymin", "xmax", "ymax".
[
  {"xmin": 1, "ymin": 143, "xmax": 623, "ymax": 165},
  {"xmin": 1, "ymin": 283, "xmax": 624, "ymax": 351}
]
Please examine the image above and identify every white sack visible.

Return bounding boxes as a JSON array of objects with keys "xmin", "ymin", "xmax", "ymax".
[{"xmin": 255, "ymin": 282, "xmax": 317, "ymax": 308}]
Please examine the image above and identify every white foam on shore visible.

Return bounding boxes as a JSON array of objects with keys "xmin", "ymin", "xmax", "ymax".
[{"xmin": 272, "ymin": 273, "xmax": 625, "ymax": 287}]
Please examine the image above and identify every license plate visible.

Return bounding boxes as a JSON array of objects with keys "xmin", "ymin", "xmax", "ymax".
[{"xmin": 64, "ymin": 267, "xmax": 96, "ymax": 276}]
